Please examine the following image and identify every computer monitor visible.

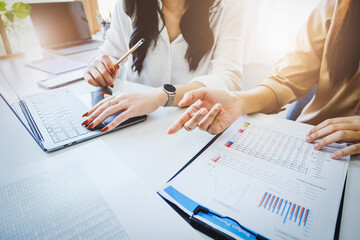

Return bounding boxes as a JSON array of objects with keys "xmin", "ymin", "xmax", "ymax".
[{"xmin": 29, "ymin": 1, "xmax": 92, "ymax": 49}]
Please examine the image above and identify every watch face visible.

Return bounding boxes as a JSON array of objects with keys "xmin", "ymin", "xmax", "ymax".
[{"xmin": 164, "ymin": 84, "xmax": 176, "ymax": 93}]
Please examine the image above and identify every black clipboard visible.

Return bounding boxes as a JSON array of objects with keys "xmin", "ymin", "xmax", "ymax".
[{"xmin": 160, "ymin": 133, "xmax": 347, "ymax": 240}]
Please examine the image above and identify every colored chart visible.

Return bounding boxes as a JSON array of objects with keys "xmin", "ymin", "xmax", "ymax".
[
  {"xmin": 258, "ymin": 192, "xmax": 309, "ymax": 227},
  {"xmin": 224, "ymin": 121, "xmax": 313, "ymax": 175}
]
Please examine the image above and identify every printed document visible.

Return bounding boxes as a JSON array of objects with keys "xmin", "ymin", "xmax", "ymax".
[{"xmin": 160, "ymin": 114, "xmax": 350, "ymax": 240}]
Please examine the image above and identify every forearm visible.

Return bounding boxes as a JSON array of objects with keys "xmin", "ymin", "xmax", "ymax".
[
  {"xmin": 157, "ymin": 81, "xmax": 206, "ymax": 107},
  {"xmin": 235, "ymin": 86, "xmax": 279, "ymax": 115}
]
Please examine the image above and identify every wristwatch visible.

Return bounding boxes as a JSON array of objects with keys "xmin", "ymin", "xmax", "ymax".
[{"xmin": 162, "ymin": 84, "xmax": 176, "ymax": 107}]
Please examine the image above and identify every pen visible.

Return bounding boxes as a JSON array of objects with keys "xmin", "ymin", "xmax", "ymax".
[
  {"xmin": 107, "ymin": 38, "xmax": 145, "ymax": 94},
  {"xmin": 114, "ymin": 38, "xmax": 145, "ymax": 68}
]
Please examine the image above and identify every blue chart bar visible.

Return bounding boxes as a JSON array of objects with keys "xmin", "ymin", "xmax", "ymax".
[
  {"xmin": 258, "ymin": 192, "xmax": 268, "ymax": 208},
  {"xmin": 294, "ymin": 205, "xmax": 300, "ymax": 222},
  {"xmin": 268, "ymin": 195, "xmax": 275, "ymax": 211},
  {"xmin": 264, "ymin": 193, "xmax": 271, "ymax": 209},
  {"xmin": 281, "ymin": 201, "xmax": 288, "ymax": 216},
  {"xmin": 277, "ymin": 199, "xmax": 283, "ymax": 215},
  {"xmin": 258, "ymin": 192, "xmax": 310, "ymax": 227},
  {"xmin": 272, "ymin": 197, "xmax": 279, "ymax": 212},
  {"xmin": 304, "ymin": 209, "xmax": 309, "ymax": 226},
  {"xmin": 284, "ymin": 203, "xmax": 292, "ymax": 223},
  {"xmin": 298, "ymin": 207, "xmax": 305, "ymax": 226},
  {"xmin": 290, "ymin": 204, "xmax": 296, "ymax": 221}
]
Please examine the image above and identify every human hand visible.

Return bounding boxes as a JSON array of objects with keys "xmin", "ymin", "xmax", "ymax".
[
  {"xmin": 167, "ymin": 88, "xmax": 242, "ymax": 135},
  {"xmin": 81, "ymin": 89, "xmax": 167, "ymax": 132},
  {"xmin": 84, "ymin": 55, "xmax": 119, "ymax": 88},
  {"xmin": 306, "ymin": 116, "xmax": 360, "ymax": 159}
]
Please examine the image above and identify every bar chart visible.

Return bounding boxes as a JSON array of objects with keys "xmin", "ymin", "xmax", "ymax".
[{"xmin": 258, "ymin": 192, "xmax": 310, "ymax": 227}]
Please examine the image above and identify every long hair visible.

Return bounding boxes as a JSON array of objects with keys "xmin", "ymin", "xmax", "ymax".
[
  {"xmin": 123, "ymin": 0, "xmax": 215, "ymax": 74},
  {"xmin": 326, "ymin": 0, "xmax": 360, "ymax": 87}
]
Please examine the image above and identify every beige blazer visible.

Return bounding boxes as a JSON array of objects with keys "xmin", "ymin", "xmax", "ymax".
[{"xmin": 259, "ymin": 0, "xmax": 360, "ymax": 125}]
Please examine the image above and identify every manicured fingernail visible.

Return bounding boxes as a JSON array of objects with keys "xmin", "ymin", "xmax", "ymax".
[
  {"xmin": 215, "ymin": 104, "xmax": 222, "ymax": 110},
  {"xmin": 331, "ymin": 153, "xmax": 337, "ymax": 159},
  {"xmin": 314, "ymin": 143, "xmax": 319, "ymax": 150},
  {"xmin": 110, "ymin": 68, "xmax": 116, "ymax": 75},
  {"xmin": 110, "ymin": 84, "xmax": 114, "ymax": 88},
  {"xmin": 200, "ymin": 109, "xmax": 207, "ymax": 116},
  {"xmin": 306, "ymin": 136, "xmax": 311, "ymax": 142},
  {"xmin": 87, "ymin": 123, "xmax": 94, "ymax": 129},
  {"xmin": 101, "ymin": 92, "xmax": 105, "ymax": 97},
  {"xmin": 82, "ymin": 112, "xmax": 89, "ymax": 117},
  {"xmin": 101, "ymin": 126, "xmax": 109, "ymax": 133},
  {"xmin": 81, "ymin": 120, "xmax": 89, "ymax": 126},
  {"xmin": 115, "ymin": 65, "xmax": 119, "ymax": 70}
]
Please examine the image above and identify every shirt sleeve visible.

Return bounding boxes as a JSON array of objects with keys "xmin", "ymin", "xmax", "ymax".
[
  {"xmin": 95, "ymin": 0, "xmax": 132, "ymax": 62},
  {"xmin": 190, "ymin": 0, "xmax": 246, "ymax": 91},
  {"xmin": 258, "ymin": 0, "xmax": 334, "ymax": 112}
]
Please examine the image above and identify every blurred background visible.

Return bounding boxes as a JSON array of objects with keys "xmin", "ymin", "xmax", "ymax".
[{"xmin": 1, "ymin": 0, "xmax": 321, "ymax": 89}]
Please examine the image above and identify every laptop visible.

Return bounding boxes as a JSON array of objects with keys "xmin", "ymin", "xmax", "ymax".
[
  {"xmin": 0, "ymin": 72, "xmax": 147, "ymax": 152},
  {"xmin": 29, "ymin": 2, "xmax": 103, "ymax": 55}
]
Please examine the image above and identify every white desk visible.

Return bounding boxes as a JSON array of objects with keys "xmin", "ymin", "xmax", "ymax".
[{"xmin": 1, "ymin": 51, "xmax": 360, "ymax": 240}]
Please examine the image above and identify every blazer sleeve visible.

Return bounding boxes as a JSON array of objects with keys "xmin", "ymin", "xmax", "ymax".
[
  {"xmin": 258, "ymin": 0, "xmax": 335, "ymax": 112},
  {"xmin": 190, "ymin": 0, "xmax": 246, "ymax": 91}
]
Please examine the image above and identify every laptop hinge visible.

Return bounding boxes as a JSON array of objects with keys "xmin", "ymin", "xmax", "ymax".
[{"xmin": 19, "ymin": 100, "xmax": 44, "ymax": 143}]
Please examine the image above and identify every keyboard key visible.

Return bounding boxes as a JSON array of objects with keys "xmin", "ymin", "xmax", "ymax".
[
  {"xmin": 51, "ymin": 136, "xmax": 59, "ymax": 143},
  {"xmin": 75, "ymin": 127, "xmax": 89, "ymax": 135},
  {"xmin": 56, "ymin": 132, "xmax": 69, "ymax": 142},
  {"xmin": 64, "ymin": 126, "xmax": 74, "ymax": 132},
  {"xmin": 53, "ymin": 127, "xmax": 63, "ymax": 133},
  {"xmin": 67, "ymin": 130, "xmax": 79, "ymax": 139}
]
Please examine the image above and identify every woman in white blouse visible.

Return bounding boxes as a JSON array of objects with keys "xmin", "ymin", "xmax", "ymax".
[{"xmin": 82, "ymin": 0, "xmax": 245, "ymax": 132}]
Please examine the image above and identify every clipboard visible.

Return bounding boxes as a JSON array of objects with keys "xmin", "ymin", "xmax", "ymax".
[
  {"xmin": 159, "ymin": 116, "xmax": 347, "ymax": 240},
  {"xmin": 160, "ymin": 133, "xmax": 268, "ymax": 240}
]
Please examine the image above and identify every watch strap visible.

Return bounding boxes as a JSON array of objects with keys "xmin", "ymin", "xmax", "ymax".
[{"xmin": 163, "ymin": 90, "xmax": 175, "ymax": 107}]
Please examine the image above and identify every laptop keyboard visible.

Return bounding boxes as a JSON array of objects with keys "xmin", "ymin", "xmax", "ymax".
[{"xmin": 29, "ymin": 90, "xmax": 91, "ymax": 144}]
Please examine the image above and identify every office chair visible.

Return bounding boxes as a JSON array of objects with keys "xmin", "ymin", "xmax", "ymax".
[{"xmin": 286, "ymin": 86, "xmax": 317, "ymax": 121}]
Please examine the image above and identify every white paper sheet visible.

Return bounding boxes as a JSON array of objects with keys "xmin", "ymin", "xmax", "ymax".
[
  {"xmin": 160, "ymin": 114, "xmax": 350, "ymax": 240},
  {"xmin": 0, "ymin": 140, "xmax": 199, "ymax": 240}
]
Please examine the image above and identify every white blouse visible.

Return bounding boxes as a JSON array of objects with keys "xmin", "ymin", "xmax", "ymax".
[{"xmin": 98, "ymin": 0, "xmax": 245, "ymax": 90}]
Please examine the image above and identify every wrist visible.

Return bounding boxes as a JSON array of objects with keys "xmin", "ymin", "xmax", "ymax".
[
  {"xmin": 154, "ymin": 88, "xmax": 169, "ymax": 107},
  {"xmin": 232, "ymin": 91, "xmax": 248, "ymax": 115}
]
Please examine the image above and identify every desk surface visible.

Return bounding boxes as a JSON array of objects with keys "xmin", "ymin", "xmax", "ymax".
[{"xmin": 1, "ymin": 50, "xmax": 360, "ymax": 240}]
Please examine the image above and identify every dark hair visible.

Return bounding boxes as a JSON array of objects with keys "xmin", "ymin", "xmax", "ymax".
[
  {"xmin": 123, "ymin": 0, "xmax": 215, "ymax": 74},
  {"xmin": 326, "ymin": 0, "xmax": 360, "ymax": 87}
]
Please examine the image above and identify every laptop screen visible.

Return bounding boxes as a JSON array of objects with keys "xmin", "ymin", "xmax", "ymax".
[
  {"xmin": 30, "ymin": 2, "xmax": 91, "ymax": 48},
  {"xmin": 0, "ymin": 72, "xmax": 34, "ymax": 139}
]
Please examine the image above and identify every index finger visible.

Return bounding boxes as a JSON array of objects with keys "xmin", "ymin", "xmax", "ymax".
[
  {"xmin": 101, "ymin": 55, "xmax": 117, "ymax": 76},
  {"xmin": 167, "ymin": 105, "xmax": 200, "ymax": 134}
]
